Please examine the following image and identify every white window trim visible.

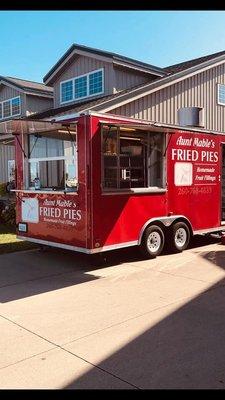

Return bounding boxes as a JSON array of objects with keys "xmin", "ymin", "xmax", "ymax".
[
  {"xmin": 60, "ymin": 78, "xmax": 74, "ymax": 104},
  {"xmin": 60, "ymin": 68, "xmax": 104, "ymax": 105},
  {"xmin": 217, "ymin": 83, "xmax": 225, "ymax": 106},
  {"xmin": 27, "ymin": 136, "xmax": 78, "ymax": 191},
  {"xmin": 28, "ymin": 156, "xmax": 67, "ymax": 162},
  {"xmin": 0, "ymin": 96, "xmax": 21, "ymax": 120}
]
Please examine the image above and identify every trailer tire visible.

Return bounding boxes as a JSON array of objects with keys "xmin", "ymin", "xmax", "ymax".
[
  {"xmin": 140, "ymin": 225, "xmax": 165, "ymax": 258},
  {"xmin": 168, "ymin": 221, "xmax": 190, "ymax": 253}
]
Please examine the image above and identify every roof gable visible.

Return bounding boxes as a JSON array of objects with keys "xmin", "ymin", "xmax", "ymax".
[
  {"xmin": 43, "ymin": 43, "xmax": 167, "ymax": 85},
  {"xmin": 30, "ymin": 48, "xmax": 225, "ymax": 120},
  {"xmin": 0, "ymin": 76, "xmax": 53, "ymax": 98}
]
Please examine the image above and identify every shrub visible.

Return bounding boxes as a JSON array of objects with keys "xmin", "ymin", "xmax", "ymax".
[
  {"xmin": 0, "ymin": 182, "xmax": 7, "ymax": 197},
  {"xmin": 1, "ymin": 202, "xmax": 16, "ymax": 226}
]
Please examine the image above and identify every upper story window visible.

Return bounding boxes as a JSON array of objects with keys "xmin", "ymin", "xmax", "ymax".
[
  {"xmin": 218, "ymin": 84, "xmax": 225, "ymax": 105},
  {"xmin": 61, "ymin": 80, "xmax": 73, "ymax": 102},
  {"xmin": 0, "ymin": 96, "xmax": 21, "ymax": 120},
  {"xmin": 75, "ymin": 75, "xmax": 87, "ymax": 99},
  {"xmin": 89, "ymin": 70, "xmax": 103, "ymax": 95},
  {"xmin": 60, "ymin": 68, "xmax": 104, "ymax": 104},
  {"xmin": 12, "ymin": 97, "xmax": 20, "ymax": 116},
  {"xmin": 3, "ymin": 100, "xmax": 11, "ymax": 118}
]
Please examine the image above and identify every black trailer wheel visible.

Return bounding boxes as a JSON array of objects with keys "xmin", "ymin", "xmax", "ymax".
[
  {"xmin": 168, "ymin": 221, "xmax": 191, "ymax": 253},
  {"xmin": 140, "ymin": 225, "xmax": 165, "ymax": 258}
]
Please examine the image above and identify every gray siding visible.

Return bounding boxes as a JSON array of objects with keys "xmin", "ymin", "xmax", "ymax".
[
  {"xmin": 0, "ymin": 85, "xmax": 21, "ymax": 101},
  {"xmin": 53, "ymin": 55, "xmax": 114, "ymax": 107},
  {"xmin": 108, "ymin": 63, "xmax": 225, "ymax": 133},
  {"xmin": 0, "ymin": 85, "xmax": 53, "ymax": 184},
  {"xmin": 0, "ymin": 144, "xmax": 14, "ymax": 183},
  {"xmin": 114, "ymin": 66, "xmax": 151, "ymax": 93},
  {"xmin": 0, "ymin": 85, "xmax": 26, "ymax": 115},
  {"xmin": 26, "ymin": 95, "xmax": 53, "ymax": 116}
]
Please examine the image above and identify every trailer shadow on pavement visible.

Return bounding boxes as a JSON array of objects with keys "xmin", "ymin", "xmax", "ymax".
[
  {"xmin": 0, "ymin": 248, "xmax": 102, "ymax": 303},
  {"xmin": 63, "ymin": 240, "xmax": 225, "ymax": 389},
  {"xmin": 0, "ymin": 234, "xmax": 222, "ymax": 305},
  {"xmin": 1, "ymin": 236, "xmax": 225, "ymax": 388},
  {"xmin": 0, "ymin": 241, "xmax": 144, "ymax": 303}
]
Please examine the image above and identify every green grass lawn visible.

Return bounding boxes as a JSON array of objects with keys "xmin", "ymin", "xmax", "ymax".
[{"xmin": 0, "ymin": 224, "xmax": 37, "ymax": 254}]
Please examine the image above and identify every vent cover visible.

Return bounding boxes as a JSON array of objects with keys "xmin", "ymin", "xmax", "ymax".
[{"xmin": 178, "ymin": 107, "xmax": 204, "ymax": 127}]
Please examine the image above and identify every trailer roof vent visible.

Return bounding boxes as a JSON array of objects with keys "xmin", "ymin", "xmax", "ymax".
[{"xmin": 178, "ymin": 107, "xmax": 204, "ymax": 127}]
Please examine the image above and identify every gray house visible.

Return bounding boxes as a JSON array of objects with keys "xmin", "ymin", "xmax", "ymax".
[
  {"xmin": 27, "ymin": 44, "xmax": 225, "ymax": 138},
  {"xmin": 0, "ymin": 76, "xmax": 53, "ymax": 183},
  {"xmin": 2, "ymin": 44, "xmax": 225, "ymax": 188}
]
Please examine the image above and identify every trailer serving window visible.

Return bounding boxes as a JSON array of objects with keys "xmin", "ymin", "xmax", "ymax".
[
  {"xmin": 102, "ymin": 124, "xmax": 165, "ymax": 190},
  {"xmin": 28, "ymin": 134, "xmax": 77, "ymax": 191},
  {"xmin": 0, "ymin": 119, "xmax": 78, "ymax": 192}
]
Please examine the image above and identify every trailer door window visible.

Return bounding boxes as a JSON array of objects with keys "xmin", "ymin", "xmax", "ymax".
[
  {"xmin": 28, "ymin": 135, "xmax": 77, "ymax": 191},
  {"xmin": 102, "ymin": 126, "xmax": 165, "ymax": 190}
]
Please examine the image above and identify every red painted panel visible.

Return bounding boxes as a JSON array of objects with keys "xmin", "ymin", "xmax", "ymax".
[
  {"xmin": 167, "ymin": 130, "xmax": 221, "ymax": 230},
  {"xmin": 90, "ymin": 116, "xmax": 168, "ymax": 248},
  {"xmin": 17, "ymin": 192, "xmax": 86, "ymax": 247},
  {"xmin": 16, "ymin": 116, "xmax": 88, "ymax": 249},
  {"xmin": 15, "ymin": 113, "xmax": 224, "ymax": 252}
]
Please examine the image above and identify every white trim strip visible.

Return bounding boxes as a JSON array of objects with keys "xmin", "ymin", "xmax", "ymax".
[
  {"xmin": 193, "ymin": 226, "xmax": 225, "ymax": 235},
  {"xmin": 92, "ymin": 240, "xmax": 138, "ymax": 253},
  {"xmin": 47, "ymin": 113, "xmax": 81, "ymax": 122},
  {"xmin": 18, "ymin": 236, "xmax": 91, "ymax": 253},
  {"xmin": 17, "ymin": 236, "xmax": 139, "ymax": 254},
  {"xmin": 12, "ymin": 189, "xmax": 78, "ymax": 195}
]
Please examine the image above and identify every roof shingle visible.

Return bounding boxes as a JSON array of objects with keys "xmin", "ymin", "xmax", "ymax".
[
  {"xmin": 164, "ymin": 50, "xmax": 225, "ymax": 74},
  {"xmin": 0, "ymin": 76, "xmax": 53, "ymax": 96}
]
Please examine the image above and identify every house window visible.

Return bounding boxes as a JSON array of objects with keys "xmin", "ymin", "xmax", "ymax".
[
  {"xmin": 60, "ymin": 68, "xmax": 104, "ymax": 104},
  {"xmin": 218, "ymin": 84, "xmax": 225, "ymax": 105},
  {"xmin": 28, "ymin": 135, "xmax": 78, "ymax": 191},
  {"xmin": 0, "ymin": 96, "xmax": 21, "ymax": 120},
  {"xmin": 12, "ymin": 97, "xmax": 20, "ymax": 116},
  {"xmin": 89, "ymin": 70, "xmax": 103, "ymax": 95},
  {"xmin": 61, "ymin": 80, "xmax": 73, "ymax": 103},
  {"xmin": 75, "ymin": 75, "xmax": 87, "ymax": 99},
  {"xmin": 3, "ymin": 100, "xmax": 11, "ymax": 118},
  {"xmin": 102, "ymin": 126, "xmax": 165, "ymax": 190}
]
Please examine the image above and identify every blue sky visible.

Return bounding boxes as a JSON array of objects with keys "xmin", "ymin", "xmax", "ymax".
[{"xmin": 1, "ymin": 10, "xmax": 225, "ymax": 83}]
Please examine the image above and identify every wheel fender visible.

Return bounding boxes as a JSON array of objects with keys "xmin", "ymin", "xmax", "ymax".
[{"xmin": 138, "ymin": 216, "xmax": 193, "ymax": 245}]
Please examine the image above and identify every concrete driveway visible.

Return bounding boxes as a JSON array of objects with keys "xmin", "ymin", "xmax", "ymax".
[{"xmin": 1, "ymin": 236, "xmax": 225, "ymax": 389}]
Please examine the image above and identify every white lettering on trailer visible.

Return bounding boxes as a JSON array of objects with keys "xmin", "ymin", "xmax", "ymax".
[
  {"xmin": 176, "ymin": 136, "xmax": 193, "ymax": 146},
  {"xmin": 172, "ymin": 149, "xmax": 199, "ymax": 161},
  {"xmin": 172, "ymin": 148, "xmax": 218, "ymax": 163},
  {"xmin": 201, "ymin": 151, "xmax": 218, "ymax": 162},
  {"xmin": 176, "ymin": 135, "xmax": 215, "ymax": 148}
]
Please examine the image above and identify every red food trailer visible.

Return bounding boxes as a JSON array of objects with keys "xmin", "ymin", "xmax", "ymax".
[{"xmin": 2, "ymin": 112, "xmax": 225, "ymax": 258}]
